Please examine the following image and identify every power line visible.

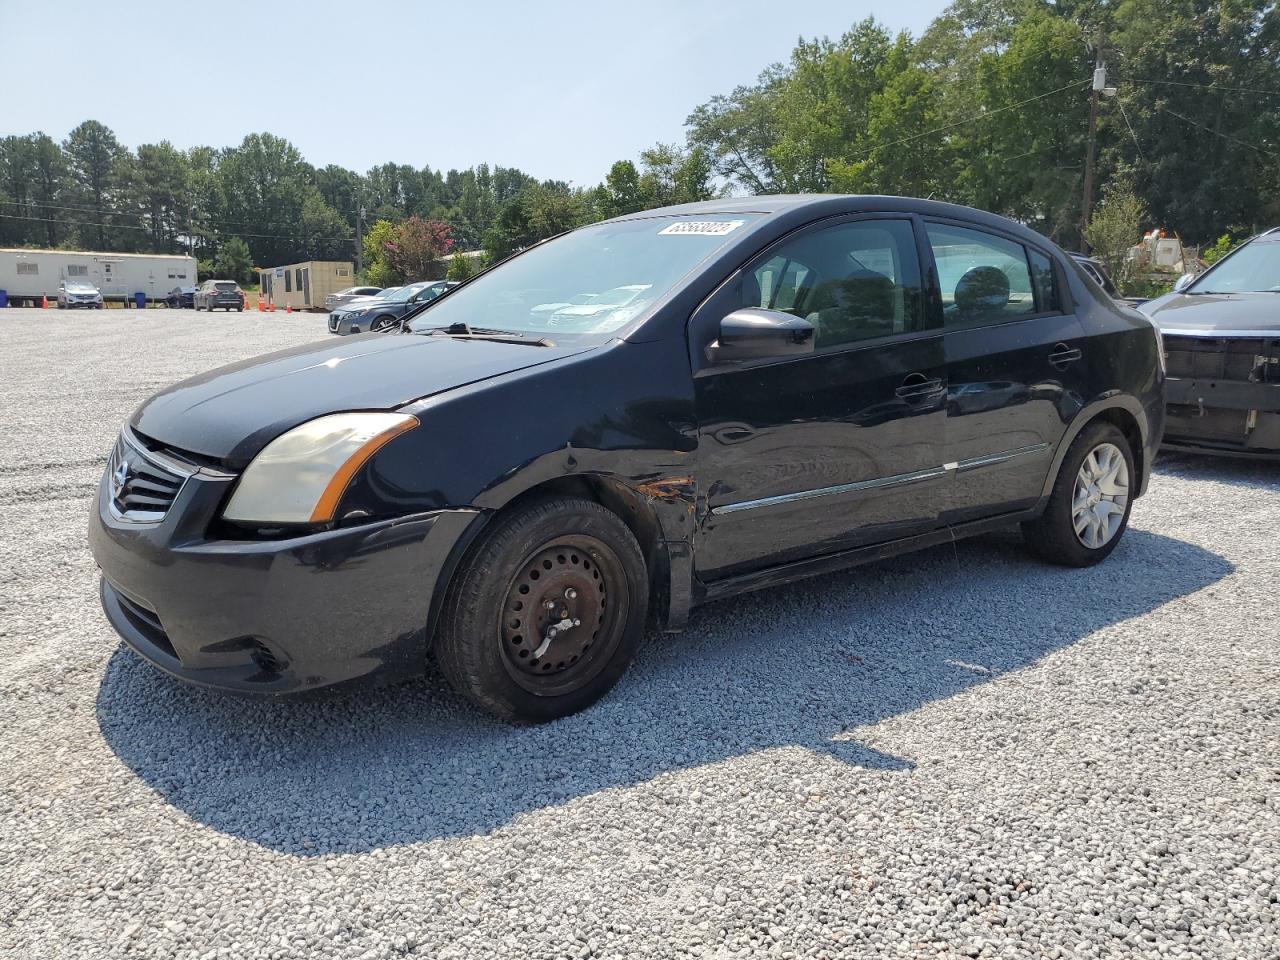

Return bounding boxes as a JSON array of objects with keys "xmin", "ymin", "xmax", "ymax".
[
  {"xmin": 1118, "ymin": 76, "xmax": 1280, "ymax": 97},
  {"xmin": 0, "ymin": 212, "xmax": 355, "ymax": 243},
  {"xmin": 1116, "ymin": 97, "xmax": 1145, "ymax": 161},
  {"xmin": 0, "ymin": 197, "xmax": 357, "ymax": 233},
  {"xmin": 1153, "ymin": 105, "xmax": 1278, "ymax": 158},
  {"xmin": 851, "ymin": 78, "xmax": 1091, "ymax": 160}
]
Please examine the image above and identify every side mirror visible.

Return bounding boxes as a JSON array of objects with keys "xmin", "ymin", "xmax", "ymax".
[
  {"xmin": 1173, "ymin": 272, "xmax": 1195, "ymax": 293},
  {"xmin": 709, "ymin": 307, "xmax": 815, "ymax": 362}
]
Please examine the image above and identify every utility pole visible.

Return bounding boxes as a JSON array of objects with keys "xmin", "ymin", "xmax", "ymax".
[
  {"xmin": 355, "ymin": 204, "xmax": 365, "ymax": 279},
  {"xmin": 1080, "ymin": 27, "xmax": 1105, "ymax": 252}
]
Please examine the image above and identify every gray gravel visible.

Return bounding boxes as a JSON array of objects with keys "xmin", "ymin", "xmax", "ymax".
[{"xmin": 1, "ymin": 307, "xmax": 1277, "ymax": 959}]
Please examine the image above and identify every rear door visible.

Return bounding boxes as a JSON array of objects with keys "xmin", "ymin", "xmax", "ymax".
[
  {"xmin": 692, "ymin": 215, "xmax": 947, "ymax": 580},
  {"xmin": 924, "ymin": 220, "xmax": 1086, "ymax": 523}
]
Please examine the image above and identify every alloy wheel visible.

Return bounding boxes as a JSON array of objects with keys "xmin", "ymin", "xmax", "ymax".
[{"xmin": 1071, "ymin": 442, "xmax": 1130, "ymax": 549}]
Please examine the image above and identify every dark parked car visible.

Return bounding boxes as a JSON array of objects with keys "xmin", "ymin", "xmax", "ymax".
[
  {"xmin": 327, "ymin": 280, "xmax": 456, "ymax": 334},
  {"xmin": 195, "ymin": 279, "xmax": 245, "ymax": 312},
  {"xmin": 1139, "ymin": 227, "xmax": 1280, "ymax": 458},
  {"xmin": 90, "ymin": 195, "xmax": 1164, "ymax": 721},
  {"xmin": 1071, "ymin": 253, "xmax": 1118, "ymax": 297},
  {"xmin": 166, "ymin": 286, "xmax": 197, "ymax": 309}
]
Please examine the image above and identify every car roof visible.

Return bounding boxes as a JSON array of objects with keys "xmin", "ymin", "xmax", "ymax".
[{"xmin": 607, "ymin": 194, "xmax": 1063, "ymax": 252}]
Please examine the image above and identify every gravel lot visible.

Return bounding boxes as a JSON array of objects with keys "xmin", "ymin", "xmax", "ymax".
[{"xmin": 1, "ymin": 306, "xmax": 1277, "ymax": 959}]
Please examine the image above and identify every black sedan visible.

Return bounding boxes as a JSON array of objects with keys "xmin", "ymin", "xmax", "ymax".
[
  {"xmin": 90, "ymin": 195, "xmax": 1164, "ymax": 721},
  {"xmin": 166, "ymin": 286, "xmax": 196, "ymax": 309},
  {"xmin": 327, "ymin": 280, "xmax": 456, "ymax": 334},
  {"xmin": 1140, "ymin": 228, "xmax": 1280, "ymax": 458}
]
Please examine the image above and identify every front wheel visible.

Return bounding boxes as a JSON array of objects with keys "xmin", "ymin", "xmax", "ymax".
[
  {"xmin": 371, "ymin": 314, "xmax": 397, "ymax": 332},
  {"xmin": 1022, "ymin": 421, "xmax": 1135, "ymax": 566},
  {"xmin": 435, "ymin": 496, "xmax": 648, "ymax": 722}
]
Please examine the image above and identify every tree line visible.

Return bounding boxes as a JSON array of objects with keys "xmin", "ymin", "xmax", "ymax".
[{"xmin": 2, "ymin": 0, "xmax": 1276, "ymax": 284}]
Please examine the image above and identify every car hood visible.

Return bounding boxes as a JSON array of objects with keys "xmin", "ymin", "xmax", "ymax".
[
  {"xmin": 1139, "ymin": 291, "xmax": 1280, "ymax": 334},
  {"xmin": 131, "ymin": 333, "xmax": 590, "ymax": 467},
  {"xmin": 336, "ymin": 296, "xmax": 399, "ymax": 313}
]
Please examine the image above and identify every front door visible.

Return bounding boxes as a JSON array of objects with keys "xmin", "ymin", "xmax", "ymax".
[
  {"xmin": 692, "ymin": 216, "xmax": 947, "ymax": 581},
  {"xmin": 923, "ymin": 220, "xmax": 1086, "ymax": 524}
]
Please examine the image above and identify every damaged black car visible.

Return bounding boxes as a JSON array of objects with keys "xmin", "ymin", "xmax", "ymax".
[{"xmin": 1141, "ymin": 228, "xmax": 1280, "ymax": 458}]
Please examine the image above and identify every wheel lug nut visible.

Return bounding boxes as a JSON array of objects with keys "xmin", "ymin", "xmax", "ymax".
[
  {"xmin": 573, "ymin": 619, "xmax": 581, "ymax": 627},
  {"xmin": 565, "ymin": 588, "xmax": 577, "ymax": 600}
]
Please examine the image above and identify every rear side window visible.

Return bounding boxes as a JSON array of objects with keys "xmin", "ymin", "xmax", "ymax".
[
  {"xmin": 1029, "ymin": 249, "xmax": 1060, "ymax": 312},
  {"xmin": 744, "ymin": 219, "xmax": 924, "ymax": 349},
  {"xmin": 926, "ymin": 222, "xmax": 1038, "ymax": 328}
]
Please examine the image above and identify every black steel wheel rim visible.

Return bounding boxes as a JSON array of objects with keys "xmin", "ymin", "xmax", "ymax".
[{"xmin": 499, "ymin": 534, "xmax": 628, "ymax": 696}]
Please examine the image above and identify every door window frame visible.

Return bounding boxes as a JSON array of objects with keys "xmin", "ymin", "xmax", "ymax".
[
  {"xmin": 687, "ymin": 211, "xmax": 941, "ymax": 376},
  {"xmin": 919, "ymin": 216, "xmax": 1075, "ymax": 331}
]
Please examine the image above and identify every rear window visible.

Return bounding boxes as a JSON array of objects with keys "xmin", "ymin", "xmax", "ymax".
[{"xmin": 214, "ymin": 282, "xmax": 239, "ymax": 292}]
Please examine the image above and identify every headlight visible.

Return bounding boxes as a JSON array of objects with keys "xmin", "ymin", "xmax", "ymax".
[{"xmin": 222, "ymin": 412, "xmax": 418, "ymax": 525}]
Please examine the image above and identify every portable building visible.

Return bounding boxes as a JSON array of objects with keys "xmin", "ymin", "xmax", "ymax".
[
  {"xmin": 259, "ymin": 260, "xmax": 354, "ymax": 311},
  {"xmin": 0, "ymin": 248, "xmax": 197, "ymax": 305}
]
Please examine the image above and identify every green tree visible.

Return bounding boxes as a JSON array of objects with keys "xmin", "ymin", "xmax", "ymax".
[
  {"xmin": 362, "ymin": 219, "xmax": 399, "ymax": 286},
  {"xmin": 446, "ymin": 252, "xmax": 476, "ymax": 281},
  {"xmin": 129, "ymin": 141, "xmax": 191, "ymax": 251},
  {"xmin": 63, "ymin": 120, "xmax": 124, "ymax": 249},
  {"xmin": 1083, "ymin": 179, "xmax": 1145, "ymax": 295},
  {"xmin": 299, "ymin": 191, "xmax": 352, "ymax": 261},
  {"xmin": 214, "ymin": 237, "xmax": 253, "ymax": 283}
]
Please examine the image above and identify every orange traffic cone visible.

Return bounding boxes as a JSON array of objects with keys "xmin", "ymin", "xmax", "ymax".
[
  {"xmin": 285, "ymin": 303, "xmax": 292, "ymax": 314},
  {"xmin": 257, "ymin": 298, "xmax": 264, "ymax": 312},
  {"xmin": 41, "ymin": 293, "xmax": 48, "ymax": 309},
  {"xmin": 267, "ymin": 301, "xmax": 275, "ymax": 313}
]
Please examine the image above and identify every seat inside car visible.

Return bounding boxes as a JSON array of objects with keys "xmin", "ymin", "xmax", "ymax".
[
  {"xmin": 804, "ymin": 268, "xmax": 896, "ymax": 347},
  {"xmin": 953, "ymin": 265, "xmax": 1011, "ymax": 325}
]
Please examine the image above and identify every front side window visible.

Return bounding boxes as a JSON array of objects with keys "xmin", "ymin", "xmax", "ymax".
[
  {"xmin": 742, "ymin": 219, "xmax": 924, "ymax": 349},
  {"xmin": 927, "ymin": 222, "xmax": 1038, "ymax": 327},
  {"xmin": 408, "ymin": 214, "xmax": 760, "ymax": 342},
  {"xmin": 1189, "ymin": 236, "xmax": 1280, "ymax": 294}
]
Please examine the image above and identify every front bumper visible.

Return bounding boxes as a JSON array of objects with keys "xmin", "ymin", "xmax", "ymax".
[
  {"xmin": 1163, "ymin": 376, "xmax": 1280, "ymax": 458},
  {"xmin": 328, "ymin": 313, "xmax": 371, "ymax": 335},
  {"xmin": 89, "ymin": 456, "xmax": 480, "ymax": 693}
]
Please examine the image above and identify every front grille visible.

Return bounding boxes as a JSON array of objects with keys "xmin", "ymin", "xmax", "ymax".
[
  {"xmin": 108, "ymin": 433, "xmax": 188, "ymax": 521},
  {"xmin": 114, "ymin": 588, "xmax": 178, "ymax": 660},
  {"xmin": 1164, "ymin": 335, "xmax": 1280, "ymax": 383}
]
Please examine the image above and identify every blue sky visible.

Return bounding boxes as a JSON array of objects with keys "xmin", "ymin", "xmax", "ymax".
[{"xmin": 0, "ymin": 0, "xmax": 944, "ymax": 186}]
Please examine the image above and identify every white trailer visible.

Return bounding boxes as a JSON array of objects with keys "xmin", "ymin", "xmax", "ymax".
[{"xmin": 0, "ymin": 248, "xmax": 198, "ymax": 306}]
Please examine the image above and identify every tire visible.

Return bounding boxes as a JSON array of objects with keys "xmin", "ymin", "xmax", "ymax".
[
  {"xmin": 435, "ymin": 496, "xmax": 648, "ymax": 722},
  {"xmin": 1022, "ymin": 421, "xmax": 1135, "ymax": 567}
]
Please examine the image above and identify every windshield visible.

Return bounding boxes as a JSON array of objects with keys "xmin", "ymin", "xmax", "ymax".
[
  {"xmin": 66, "ymin": 282, "xmax": 95, "ymax": 292},
  {"xmin": 1189, "ymin": 238, "xmax": 1280, "ymax": 294},
  {"xmin": 383, "ymin": 284, "xmax": 428, "ymax": 303},
  {"xmin": 408, "ymin": 214, "xmax": 759, "ymax": 339}
]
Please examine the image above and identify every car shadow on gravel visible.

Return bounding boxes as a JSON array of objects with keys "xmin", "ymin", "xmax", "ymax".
[
  {"xmin": 96, "ymin": 527, "xmax": 1230, "ymax": 854},
  {"xmin": 1155, "ymin": 450, "xmax": 1280, "ymax": 489}
]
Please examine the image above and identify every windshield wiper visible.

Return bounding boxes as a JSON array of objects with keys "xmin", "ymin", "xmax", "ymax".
[{"xmin": 419, "ymin": 322, "xmax": 553, "ymax": 346}]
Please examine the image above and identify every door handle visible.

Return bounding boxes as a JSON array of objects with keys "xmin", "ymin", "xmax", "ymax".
[
  {"xmin": 1049, "ymin": 343, "xmax": 1082, "ymax": 370},
  {"xmin": 895, "ymin": 372, "xmax": 945, "ymax": 400}
]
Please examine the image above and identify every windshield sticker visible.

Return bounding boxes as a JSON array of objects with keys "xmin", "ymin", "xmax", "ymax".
[{"xmin": 659, "ymin": 219, "xmax": 745, "ymax": 236}]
